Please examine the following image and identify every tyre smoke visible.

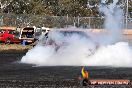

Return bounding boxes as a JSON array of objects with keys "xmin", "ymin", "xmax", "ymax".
[{"xmin": 21, "ymin": 0, "xmax": 132, "ymax": 67}]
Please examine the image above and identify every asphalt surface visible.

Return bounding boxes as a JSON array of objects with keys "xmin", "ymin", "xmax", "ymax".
[{"xmin": 0, "ymin": 50, "xmax": 132, "ymax": 88}]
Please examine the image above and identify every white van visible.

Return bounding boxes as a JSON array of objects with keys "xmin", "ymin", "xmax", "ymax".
[
  {"xmin": 19, "ymin": 26, "xmax": 35, "ymax": 43},
  {"xmin": 41, "ymin": 27, "xmax": 50, "ymax": 34}
]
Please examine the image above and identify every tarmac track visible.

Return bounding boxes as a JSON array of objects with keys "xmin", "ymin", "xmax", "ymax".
[{"xmin": 0, "ymin": 50, "xmax": 132, "ymax": 88}]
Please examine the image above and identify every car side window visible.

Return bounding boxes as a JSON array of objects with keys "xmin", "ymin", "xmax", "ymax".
[
  {"xmin": 1, "ymin": 30, "xmax": 5, "ymax": 33},
  {"xmin": 8, "ymin": 30, "xmax": 14, "ymax": 34},
  {"xmin": 14, "ymin": 31, "xmax": 20, "ymax": 37}
]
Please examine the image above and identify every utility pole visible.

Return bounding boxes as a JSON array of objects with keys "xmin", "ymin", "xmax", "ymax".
[
  {"xmin": 126, "ymin": 0, "xmax": 128, "ymax": 29},
  {"xmin": 78, "ymin": 16, "xmax": 80, "ymax": 27},
  {"xmin": 66, "ymin": 14, "xmax": 68, "ymax": 28}
]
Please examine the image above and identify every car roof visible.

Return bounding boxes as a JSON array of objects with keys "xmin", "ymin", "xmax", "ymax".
[
  {"xmin": 48, "ymin": 29, "xmax": 91, "ymax": 39},
  {"xmin": 0, "ymin": 27, "xmax": 16, "ymax": 30},
  {"xmin": 51, "ymin": 29, "xmax": 90, "ymax": 33}
]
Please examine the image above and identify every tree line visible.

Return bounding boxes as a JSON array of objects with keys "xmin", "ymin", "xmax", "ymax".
[{"xmin": 0, "ymin": 0, "xmax": 131, "ymax": 17}]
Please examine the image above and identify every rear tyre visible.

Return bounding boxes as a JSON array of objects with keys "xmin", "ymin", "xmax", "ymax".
[{"xmin": 5, "ymin": 38, "xmax": 11, "ymax": 44}]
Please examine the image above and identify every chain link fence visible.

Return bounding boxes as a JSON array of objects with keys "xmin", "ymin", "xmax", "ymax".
[{"xmin": 0, "ymin": 14, "xmax": 132, "ymax": 29}]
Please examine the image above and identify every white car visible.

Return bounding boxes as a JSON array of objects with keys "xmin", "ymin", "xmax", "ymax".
[{"xmin": 39, "ymin": 29, "xmax": 99, "ymax": 56}]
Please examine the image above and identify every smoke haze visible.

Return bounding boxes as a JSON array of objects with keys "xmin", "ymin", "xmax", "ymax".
[{"xmin": 21, "ymin": 0, "xmax": 132, "ymax": 67}]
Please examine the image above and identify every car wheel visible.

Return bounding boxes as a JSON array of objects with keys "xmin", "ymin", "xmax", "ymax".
[{"xmin": 5, "ymin": 38, "xmax": 11, "ymax": 44}]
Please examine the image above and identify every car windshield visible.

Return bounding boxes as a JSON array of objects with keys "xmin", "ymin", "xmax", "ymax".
[
  {"xmin": 14, "ymin": 31, "xmax": 20, "ymax": 37},
  {"xmin": 21, "ymin": 28, "xmax": 34, "ymax": 38},
  {"xmin": 9, "ymin": 30, "xmax": 15, "ymax": 34},
  {"xmin": 46, "ymin": 30, "xmax": 91, "ymax": 40},
  {"xmin": 41, "ymin": 30, "xmax": 91, "ymax": 45},
  {"xmin": 59, "ymin": 31, "xmax": 89, "ymax": 38}
]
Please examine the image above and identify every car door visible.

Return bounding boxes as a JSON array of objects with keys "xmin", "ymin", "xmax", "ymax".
[{"xmin": 8, "ymin": 30, "xmax": 21, "ymax": 42}]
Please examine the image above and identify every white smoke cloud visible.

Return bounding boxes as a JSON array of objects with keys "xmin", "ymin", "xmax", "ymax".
[
  {"xmin": 84, "ymin": 42, "xmax": 132, "ymax": 67},
  {"xmin": 21, "ymin": 28, "xmax": 97, "ymax": 66},
  {"xmin": 21, "ymin": 0, "xmax": 132, "ymax": 67},
  {"xmin": 21, "ymin": 27, "xmax": 132, "ymax": 67},
  {"xmin": 99, "ymin": 0, "xmax": 123, "ymax": 45}
]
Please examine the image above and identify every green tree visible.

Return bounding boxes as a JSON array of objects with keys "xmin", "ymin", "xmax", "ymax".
[{"xmin": 28, "ymin": 0, "xmax": 53, "ymax": 15}]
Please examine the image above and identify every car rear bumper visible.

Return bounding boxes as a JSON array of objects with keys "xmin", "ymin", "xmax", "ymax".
[{"xmin": 20, "ymin": 38, "xmax": 34, "ymax": 43}]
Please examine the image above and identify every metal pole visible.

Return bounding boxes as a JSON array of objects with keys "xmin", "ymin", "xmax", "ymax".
[
  {"xmin": 126, "ymin": 0, "xmax": 128, "ymax": 29},
  {"xmin": 66, "ymin": 14, "xmax": 68, "ymax": 28},
  {"xmin": 78, "ymin": 16, "xmax": 80, "ymax": 27},
  {"xmin": 89, "ymin": 17, "xmax": 90, "ymax": 29}
]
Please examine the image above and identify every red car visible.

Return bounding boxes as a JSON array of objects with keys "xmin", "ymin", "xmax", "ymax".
[{"xmin": 0, "ymin": 27, "xmax": 21, "ymax": 44}]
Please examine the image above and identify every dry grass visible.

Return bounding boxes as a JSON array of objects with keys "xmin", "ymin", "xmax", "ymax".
[{"xmin": 0, "ymin": 44, "xmax": 32, "ymax": 50}]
